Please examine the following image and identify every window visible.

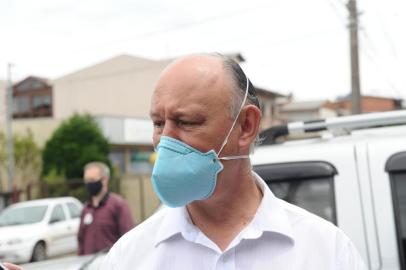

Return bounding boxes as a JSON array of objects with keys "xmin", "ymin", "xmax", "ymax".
[
  {"xmin": 31, "ymin": 81, "xmax": 43, "ymax": 89},
  {"xmin": 0, "ymin": 205, "xmax": 48, "ymax": 226},
  {"xmin": 66, "ymin": 202, "xmax": 81, "ymax": 219},
  {"xmin": 13, "ymin": 96, "xmax": 30, "ymax": 113},
  {"xmin": 33, "ymin": 95, "xmax": 51, "ymax": 109},
  {"xmin": 16, "ymin": 80, "xmax": 44, "ymax": 91},
  {"xmin": 130, "ymin": 150, "xmax": 154, "ymax": 175},
  {"xmin": 109, "ymin": 150, "xmax": 126, "ymax": 173},
  {"xmin": 254, "ymin": 161, "xmax": 337, "ymax": 224},
  {"xmin": 50, "ymin": 204, "xmax": 66, "ymax": 223},
  {"xmin": 386, "ymin": 152, "xmax": 406, "ymax": 270}
]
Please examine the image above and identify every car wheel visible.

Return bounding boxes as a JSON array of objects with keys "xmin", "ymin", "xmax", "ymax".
[{"xmin": 31, "ymin": 242, "xmax": 46, "ymax": 262}]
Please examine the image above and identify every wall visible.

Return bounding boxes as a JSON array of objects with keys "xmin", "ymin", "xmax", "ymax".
[
  {"xmin": 120, "ymin": 174, "xmax": 161, "ymax": 223},
  {"xmin": 362, "ymin": 96, "xmax": 398, "ymax": 112},
  {"xmin": 53, "ymin": 57, "xmax": 168, "ymax": 120},
  {"xmin": 9, "ymin": 118, "xmax": 61, "ymax": 147},
  {"xmin": 326, "ymin": 96, "xmax": 400, "ymax": 115}
]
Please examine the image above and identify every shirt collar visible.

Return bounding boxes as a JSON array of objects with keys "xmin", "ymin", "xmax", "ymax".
[
  {"xmin": 247, "ymin": 172, "xmax": 295, "ymax": 243},
  {"xmin": 155, "ymin": 172, "xmax": 295, "ymax": 247},
  {"xmin": 86, "ymin": 192, "xmax": 110, "ymax": 208},
  {"xmin": 155, "ymin": 206, "xmax": 197, "ymax": 246}
]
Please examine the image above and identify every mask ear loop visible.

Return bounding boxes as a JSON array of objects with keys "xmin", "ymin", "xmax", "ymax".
[{"xmin": 217, "ymin": 77, "xmax": 250, "ymax": 158}]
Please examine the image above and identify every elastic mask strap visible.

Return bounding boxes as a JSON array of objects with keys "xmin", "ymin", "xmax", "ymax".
[
  {"xmin": 217, "ymin": 77, "xmax": 250, "ymax": 157},
  {"xmin": 219, "ymin": 155, "xmax": 249, "ymax": 160}
]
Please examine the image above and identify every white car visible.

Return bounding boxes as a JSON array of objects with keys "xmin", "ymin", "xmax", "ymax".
[{"xmin": 0, "ymin": 197, "xmax": 83, "ymax": 264}]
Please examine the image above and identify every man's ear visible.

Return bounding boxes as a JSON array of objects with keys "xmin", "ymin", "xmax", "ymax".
[
  {"xmin": 238, "ymin": 105, "xmax": 262, "ymax": 151},
  {"xmin": 102, "ymin": 177, "xmax": 109, "ymax": 186}
]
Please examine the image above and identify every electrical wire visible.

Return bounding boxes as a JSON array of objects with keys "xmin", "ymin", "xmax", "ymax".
[{"xmin": 326, "ymin": 0, "xmax": 403, "ymax": 99}]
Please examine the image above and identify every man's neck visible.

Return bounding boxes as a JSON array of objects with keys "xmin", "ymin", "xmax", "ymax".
[
  {"xmin": 186, "ymin": 163, "xmax": 263, "ymax": 251},
  {"xmin": 91, "ymin": 190, "xmax": 108, "ymax": 207}
]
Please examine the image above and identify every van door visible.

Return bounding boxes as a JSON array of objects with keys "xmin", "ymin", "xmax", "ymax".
[
  {"xmin": 254, "ymin": 161, "xmax": 338, "ymax": 224},
  {"xmin": 355, "ymin": 143, "xmax": 382, "ymax": 270},
  {"xmin": 367, "ymin": 138, "xmax": 406, "ymax": 270},
  {"xmin": 252, "ymin": 141, "xmax": 369, "ymax": 265},
  {"xmin": 386, "ymin": 152, "xmax": 406, "ymax": 270}
]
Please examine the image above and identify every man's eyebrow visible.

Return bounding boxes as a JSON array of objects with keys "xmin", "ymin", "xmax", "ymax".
[
  {"xmin": 171, "ymin": 111, "xmax": 206, "ymax": 119},
  {"xmin": 150, "ymin": 112, "xmax": 161, "ymax": 118},
  {"xmin": 150, "ymin": 109, "xmax": 207, "ymax": 119}
]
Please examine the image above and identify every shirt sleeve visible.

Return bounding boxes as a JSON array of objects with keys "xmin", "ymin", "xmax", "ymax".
[
  {"xmin": 117, "ymin": 200, "xmax": 135, "ymax": 236},
  {"xmin": 336, "ymin": 233, "xmax": 368, "ymax": 270},
  {"xmin": 99, "ymin": 241, "xmax": 119, "ymax": 270}
]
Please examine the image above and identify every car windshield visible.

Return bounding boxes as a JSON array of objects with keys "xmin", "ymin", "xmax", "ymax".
[{"xmin": 0, "ymin": 205, "xmax": 48, "ymax": 226}]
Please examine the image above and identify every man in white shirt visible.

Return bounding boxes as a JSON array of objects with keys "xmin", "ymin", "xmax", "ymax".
[{"xmin": 100, "ymin": 53, "xmax": 366, "ymax": 270}]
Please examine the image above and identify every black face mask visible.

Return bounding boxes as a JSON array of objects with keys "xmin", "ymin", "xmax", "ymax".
[{"xmin": 86, "ymin": 180, "xmax": 103, "ymax": 197}]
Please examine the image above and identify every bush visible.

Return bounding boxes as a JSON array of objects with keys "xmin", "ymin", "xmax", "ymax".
[{"xmin": 42, "ymin": 114, "xmax": 111, "ymax": 200}]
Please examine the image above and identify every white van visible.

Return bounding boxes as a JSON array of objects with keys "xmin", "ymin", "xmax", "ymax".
[{"xmin": 251, "ymin": 110, "xmax": 406, "ymax": 270}]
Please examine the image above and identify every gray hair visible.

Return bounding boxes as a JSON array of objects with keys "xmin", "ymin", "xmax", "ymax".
[
  {"xmin": 211, "ymin": 54, "xmax": 262, "ymax": 152},
  {"xmin": 84, "ymin": 161, "xmax": 110, "ymax": 179}
]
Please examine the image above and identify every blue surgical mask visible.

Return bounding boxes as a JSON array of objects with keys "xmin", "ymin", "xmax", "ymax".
[{"xmin": 151, "ymin": 78, "xmax": 250, "ymax": 207}]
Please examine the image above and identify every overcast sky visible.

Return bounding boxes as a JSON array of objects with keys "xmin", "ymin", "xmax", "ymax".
[{"xmin": 0, "ymin": 0, "xmax": 405, "ymax": 101}]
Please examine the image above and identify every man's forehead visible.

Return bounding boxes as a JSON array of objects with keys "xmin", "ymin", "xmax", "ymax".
[
  {"xmin": 84, "ymin": 166, "xmax": 102, "ymax": 176},
  {"xmin": 154, "ymin": 56, "xmax": 231, "ymax": 99},
  {"xmin": 156, "ymin": 56, "xmax": 226, "ymax": 89}
]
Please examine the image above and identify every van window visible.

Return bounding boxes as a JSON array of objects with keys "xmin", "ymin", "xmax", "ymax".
[
  {"xmin": 386, "ymin": 152, "xmax": 406, "ymax": 270},
  {"xmin": 254, "ymin": 161, "xmax": 337, "ymax": 224}
]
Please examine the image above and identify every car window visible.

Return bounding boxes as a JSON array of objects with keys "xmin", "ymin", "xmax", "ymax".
[
  {"xmin": 386, "ymin": 152, "xmax": 406, "ymax": 270},
  {"xmin": 0, "ymin": 205, "xmax": 48, "ymax": 226},
  {"xmin": 254, "ymin": 161, "xmax": 337, "ymax": 224},
  {"xmin": 50, "ymin": 204, "xmax": 66, "ymax": 223},
  {"xmin": 67, "ymin": 202, "xmax": 81, "ymax": 219}
]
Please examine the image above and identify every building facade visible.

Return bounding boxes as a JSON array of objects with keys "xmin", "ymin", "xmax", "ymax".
[
  {"xmin": 279, "ymin": 100, "xmax": 338, "ymax": 123},
  {"xmin": 325, "ymin": 95, "xmax": 403, "ymax": 115},
  {"xmin": 12, "ymin": 76, "xmax": 53, "ymax": 119}
]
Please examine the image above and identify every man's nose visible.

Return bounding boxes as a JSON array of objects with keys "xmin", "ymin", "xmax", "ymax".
[{"xmin": 161, "ymin": 121, "xmax": 180, "ymax": 140}]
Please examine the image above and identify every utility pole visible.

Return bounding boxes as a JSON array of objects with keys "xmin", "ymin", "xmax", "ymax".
[
  {"xmin": 6, "ymin": 63, "xmax": 15, "ymax": 192},
  {"xmin": 348, "ymin": 0, "xmax": 362, "ymax": 114}
]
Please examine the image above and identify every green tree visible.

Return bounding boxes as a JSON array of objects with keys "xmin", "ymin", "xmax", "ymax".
[
  {"xmin": 42, "ymin": 114, "xmax": 111, "ymax": 198},
  {"xmin": 0, "ymin": 130, "xmax": 42, "ymax": 191}
]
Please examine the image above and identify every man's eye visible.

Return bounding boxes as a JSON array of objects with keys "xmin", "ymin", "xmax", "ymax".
[
  {"xmin": 177, "ymin": 120, "xmax": 195, "ymax": 127},
  {"xmin": 153, "ymin": 121, "xmax": 164, "ymax": 128}
]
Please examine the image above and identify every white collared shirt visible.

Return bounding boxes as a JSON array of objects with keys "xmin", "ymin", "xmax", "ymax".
[{"xmin": 100, "ymin": 173, "xmax": 366, "ymax": 270}]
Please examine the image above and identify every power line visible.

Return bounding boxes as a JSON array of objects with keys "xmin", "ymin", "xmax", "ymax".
[
  {"xmin": 326, "ymin": 0, "xmax": 347, "ymax": 26},
  {"xmin": 71, "ymin": 4, "xmax": 275, "ymax": 54},
  {"xmin": 377, "ymin": 13, "xmax": 398, "ymax": 59},
  {"xmin": 359, "ymin": 33, "xmax": 403, "ymax": 98},
  {"xmin": 327, "ymin": 0, "xmax": 403, "ymax": 100},
  {"xmin": 358, "ymin": 16, "xmax": 402, "ymax": 98}
]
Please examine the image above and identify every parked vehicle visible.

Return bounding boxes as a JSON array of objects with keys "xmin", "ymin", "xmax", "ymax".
[
  {"xmin": 21, "ymin": 252, "xmax": 105, "ymax": 270},
  {"xmin": 251, "ymin": 110, "xmax": 406, "ymax": 270},
  {"xmin": 0, "ymin": 197, "xmax": 83, "ymax": 264}
]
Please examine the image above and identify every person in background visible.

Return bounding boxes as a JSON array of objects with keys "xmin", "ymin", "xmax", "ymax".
[{"xmin": 78, "ymin": 161, "xmax": 135, "ymax": 255}]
